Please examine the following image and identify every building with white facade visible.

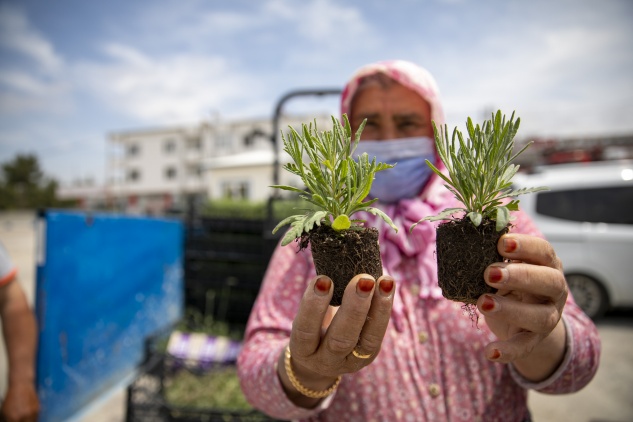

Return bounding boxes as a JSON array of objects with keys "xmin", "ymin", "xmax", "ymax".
[{"xmin": 103, "ymin": 113, "xmax": 331, "ymax": 214}]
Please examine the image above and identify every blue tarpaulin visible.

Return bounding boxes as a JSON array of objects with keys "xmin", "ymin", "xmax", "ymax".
[{"xmin": 35, "ymin": 211, "xmax": 184, "ymax": 422}]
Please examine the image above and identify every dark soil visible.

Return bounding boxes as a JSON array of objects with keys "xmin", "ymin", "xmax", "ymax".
[
  {"xmin": 301, "ymin": 224, "xmax": 382, "ymax": 306},
  {"xmin": 436, "ymin": 217, "xmax": 509, "ymax": 305}
]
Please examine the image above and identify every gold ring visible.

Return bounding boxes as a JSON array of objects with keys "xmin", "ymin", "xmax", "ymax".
[{"xmin": 352, "ymin": 349, "xmax": 372, "ymax": 359}]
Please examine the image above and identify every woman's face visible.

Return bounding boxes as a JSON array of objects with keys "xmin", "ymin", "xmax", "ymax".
[{"xmin": 350, "ymin": 81, "xmax": 433, "ymax": 141}]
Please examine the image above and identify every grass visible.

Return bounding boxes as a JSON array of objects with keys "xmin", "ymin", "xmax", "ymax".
[
  {"xmin": 202, "ymin": 197, "xmax": 317, "ymax": 220},
  {"xmin": 152, "ymin": 309, "xmax": 253, "ymax": 411},
  {"xmin": 163, "ymin": 365, "xmax": 252, "ymax": 410},
  {"xmin": 175, "ymin": 308, "xmax": 246, "ymax": 341}
]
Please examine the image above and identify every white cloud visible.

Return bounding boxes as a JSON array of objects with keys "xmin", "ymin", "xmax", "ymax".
[
  {"xmin": 0, "ymin": 4, "xmax": 63, "ymax": 73},
  {"xmin": 74, "ymin": 43, "xmax": 262, "ymax": 123},
  {"xmin": 266, "ymin": 0, "xmax": 371, "ymax": 43},
  {"xmin": 67, "ymin": 0, "xmax": 377, "ymax": 125},
  {"xmin": 274, "ymin": 0, "xmax": 378, "ymax": 62},
  {"xmin": 435, "ymin": 17, "xmax": 633, "ymax": 137},
  {"xmin": 102, "ymin": 44, "xmax": 152, "ymax": 68},
  {"xmin": 0, "ymin": 70, "xmax": 56, "ymax": 95},
  {"xmin": 136, "ymin": 0, "xmax": 377, "ymax": 68},
  {"xmin": 0, "ymin": 4, "xmax": 71, "ymax": 114},
  {"xmin": 197, "ymin": 10, "xmax": 257, "ymax": 33}
]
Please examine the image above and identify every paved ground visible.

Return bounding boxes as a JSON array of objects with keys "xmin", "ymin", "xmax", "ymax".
[
  {"xmin": 529, "ymin": 312, "xmax": 633, "ymax": 422},
  {"xmin": 1, "ymin": 210, "xmax": 632, "ymax": 422}
]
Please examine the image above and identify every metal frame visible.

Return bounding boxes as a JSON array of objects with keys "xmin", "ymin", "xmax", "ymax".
[{"xmin": 266, "ymin": 88, "xmax": 342, "ymax": 220}]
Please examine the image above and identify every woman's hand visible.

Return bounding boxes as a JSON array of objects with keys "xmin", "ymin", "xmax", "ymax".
[
  {"xmin": 477, "ymin": 233, "xmax": 569, "ymax": 382},
  {"xmin": 278, "ymin": 274, "xmax": 395, "ymax": 407}
]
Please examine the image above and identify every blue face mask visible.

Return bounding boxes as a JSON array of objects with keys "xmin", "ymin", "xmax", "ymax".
[{"xmin": 355, "ymin": 137, "xmax": 435, "ymax": 204}]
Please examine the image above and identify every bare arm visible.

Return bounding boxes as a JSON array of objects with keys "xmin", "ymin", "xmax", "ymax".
[{"xmin": 0, "ymin": 279, "xmax": 40, "ymax": 422}]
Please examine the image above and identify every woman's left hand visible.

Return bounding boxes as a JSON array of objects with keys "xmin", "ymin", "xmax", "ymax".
[{"xmin": 477, "ymin": 233, "xmax": 568, "ymax": 381}]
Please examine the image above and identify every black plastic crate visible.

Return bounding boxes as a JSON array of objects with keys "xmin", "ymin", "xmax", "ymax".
[
  {"xmin": 184, "ymin": 284, "xmax": 260, "ymax": 325},
  {"xmin": 193, "ymin": 218, "xmax": 267, "ymax": 235},
  {"xmin": 126, "ymin": 353, "xmax": 282, "ymax": 422},
  {"xmin": 183, "ymin": 217, "xmax": 282, "ymax": 321},
  {"xmin": 186, "ymin": 235, "xmax": 268, "ymax": 262}
]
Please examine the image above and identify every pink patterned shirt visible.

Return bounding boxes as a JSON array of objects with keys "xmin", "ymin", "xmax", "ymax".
[
  {"xmin": 237, "ymin": 176, "xmax": 601, "ymax": 421},
  {"xmin": 239, "ymin": 59, "xmax": 600, "ymax": 420}
]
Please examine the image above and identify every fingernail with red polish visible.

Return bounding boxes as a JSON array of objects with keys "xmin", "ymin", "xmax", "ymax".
[
  {"xmin": 504, "ymin": 237, "xmax": 519, "ymax": 253},
  {"xmin": 489, "ymin": 349, "xmax": 501, "ymax": 360},
  {"xmin": 357, "ymin": 278, "xmax": 375, "ymax": 297},
  {"xmin": 379, "ymin": 278, "xmax": 394, "ymax": 296},
  {"xmin": 314, "ymin": 276, "xmax": 331, "ymax": 296},
  {"xmin": 481, "ymin": 295, "xmax": 497, "ymax": 312},
  {"xmin": 488, "ymin": 266, "xmax": 505, "ymax": 284}
]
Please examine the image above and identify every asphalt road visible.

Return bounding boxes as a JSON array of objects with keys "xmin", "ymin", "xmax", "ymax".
[
  {"xmin": 1, "ymin": 211, "xmax": 632, "ymax": 422},
  {"xmin": 529, "ymin": 310, "xmax": 633, "ymax": 422}
]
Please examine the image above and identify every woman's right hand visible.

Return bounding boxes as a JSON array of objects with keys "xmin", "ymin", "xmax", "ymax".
[{"xmin": 277, "ymin": 273, "xmax": 396, "ymax": 408}]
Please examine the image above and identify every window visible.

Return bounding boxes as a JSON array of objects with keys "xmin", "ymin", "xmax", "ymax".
[
  {"xmin": 215, "ymin": 132, "xmax": 232, "ymax": 150},
  {"xmin": 536, "ymin": 186, "xmax": 633, "ymax": 225},
  {"xmin": 127, "ymin": 169, "xmax": 140, "ymax": 182},
  {"xmin": 165, "ymin": 167, "xmax": 177, "ymax": 180},
  {"xmin": 164, "ymin": 139, "xmax": 176, "ymax": 153},
  {"xmin": 188, "ymin": 138, "xmax": 202, "ymax": 150},
  {"xmin": 221, "ymin": 180, "xmax": 250, "ymax": 200},
  {"xmin": 187, "ymin": 165, "xmax": 202, "ymax": 177},
  {"xmin": 243, "ymin": 128, "xmax": 266, "ymax": 147},
  {"xmin": 127, "ymin": 144, "xmax": 140, "ymax": 157}
]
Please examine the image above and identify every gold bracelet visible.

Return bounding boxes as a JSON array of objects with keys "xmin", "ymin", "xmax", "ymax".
[{"xmin": 284, "ymin": 345, "xmax": 341, "ymax": 399}]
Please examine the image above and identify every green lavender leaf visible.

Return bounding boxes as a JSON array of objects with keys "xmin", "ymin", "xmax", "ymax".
[
  {"xmin": 467, "ymin": 211, "xmax": 483, "ymax": 227},
  {"xmin": 271, "ymin": 114, "xmax": 397, "ymax": 243},
  {"xmin": 495, "ymin": 206, "xmax": 511, "ymax": 231},
  {"xmin": 412, "ymin": 111, "xmax": 548, "ymax": 232}
]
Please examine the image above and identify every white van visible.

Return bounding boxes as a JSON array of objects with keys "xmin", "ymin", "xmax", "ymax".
[{"xmin": 512, "ymin": 160, "xmax": 633, "ymax": 319}]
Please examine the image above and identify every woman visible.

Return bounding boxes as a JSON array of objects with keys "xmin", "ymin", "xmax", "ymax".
[{"xmin": 237, "ymin": 60, "xmax": 600, "ymax": 421}]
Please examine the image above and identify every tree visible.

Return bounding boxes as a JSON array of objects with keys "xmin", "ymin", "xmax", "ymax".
[{"xmin": 0, "ymin": 154, "xmax": 61, "ymax": 210}]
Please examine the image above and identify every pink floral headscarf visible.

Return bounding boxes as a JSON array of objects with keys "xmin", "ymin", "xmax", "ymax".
[
  {"xmin": 340, "ymin": 61, "xmax": 453, "ymax": 328},
  {"xmin": 341, "ymin": 59, "xmax": 446, "ymax": 127}
]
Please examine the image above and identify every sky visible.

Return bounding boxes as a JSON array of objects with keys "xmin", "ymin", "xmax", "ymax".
[{"xmin": 0, "ymin": 0, "xmax": 632, "ymax": 185}]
